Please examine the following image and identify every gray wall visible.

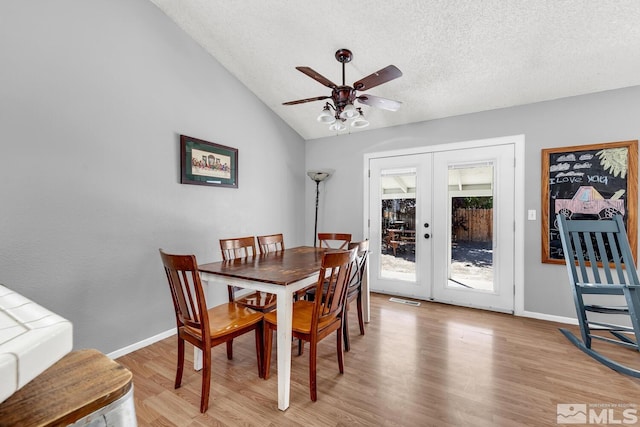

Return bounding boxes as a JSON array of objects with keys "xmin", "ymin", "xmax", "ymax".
[
  {"xmin": 305, "ymin": 86, "xmax": 640, "ymax": 318},
  {"xmin": 0, "ymin": 0, "xmax": 305, "ymax": 354},
  {"xmin": 3, "ymin": 0, "xmax": 639, "ymax": 356}
]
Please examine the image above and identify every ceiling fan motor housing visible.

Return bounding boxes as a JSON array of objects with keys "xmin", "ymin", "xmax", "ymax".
[{"xmin": 333, "ymin": 86, "xmax": 356, "ymax": 111}]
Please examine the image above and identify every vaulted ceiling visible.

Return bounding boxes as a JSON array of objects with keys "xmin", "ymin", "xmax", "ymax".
[{"xmin": 149, "ymin": 1, "xmax": 640, "ymax": 140}]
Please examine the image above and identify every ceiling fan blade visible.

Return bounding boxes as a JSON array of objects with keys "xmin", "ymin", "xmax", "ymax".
[
  {"xmin": 353, "ymin": 65, "xmax": 402, "ymax": 91},
  {"xmin": 282, "ymin": 95, "xmax": 330, "ymax": 106},
  {"xmin": 357, "ymin": 94, "xmax": 402, "ymax": 111},
  {"xmin": 296, "ymin": 67, "xmax": 338, "ymax": 89}
]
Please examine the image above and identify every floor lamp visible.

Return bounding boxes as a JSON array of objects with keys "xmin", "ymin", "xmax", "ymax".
[{"xmin": 307, "ymin": 170, "xmax": 332, "ymax": 247}]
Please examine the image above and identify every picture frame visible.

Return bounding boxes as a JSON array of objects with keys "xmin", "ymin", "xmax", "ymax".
[
  {"xmin": 541, "ymin": 140, "xmax": 638, "ymax": 264},
  {"xmin": 180, "ymin": 135, "xmax": 238, "ymax": 188}
]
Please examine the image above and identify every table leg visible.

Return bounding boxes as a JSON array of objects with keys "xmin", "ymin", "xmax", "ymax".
[
  {"xmin": 194, "ymin": 346, "xmax": 202, "ymax": 371},
  {"xmin": 275, "ymin": 288, "xmax": 294, "ymax": 410}
]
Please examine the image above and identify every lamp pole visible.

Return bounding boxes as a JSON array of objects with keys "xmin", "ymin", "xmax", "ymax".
[
  {"xmin": 313, "ymin": 179, "xmax": 320, "ymax": 247},
  {"xmin": 307, "ymin": 170, "xmax": 332, "ymax": 247}
]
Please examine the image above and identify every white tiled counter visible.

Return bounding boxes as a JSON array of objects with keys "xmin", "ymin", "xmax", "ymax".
[{"xmin": 0, "ymin": 284, "xmax": 73, "ymax": 404}]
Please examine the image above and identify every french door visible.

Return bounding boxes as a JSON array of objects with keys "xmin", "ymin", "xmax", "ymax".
[
  {"xmin": 367, "ymin": 143, "xmax": 515, "ymax": 313},
  {"xmin": 368, "ymin": 153, "xmax": 432, "ymax": 299}
]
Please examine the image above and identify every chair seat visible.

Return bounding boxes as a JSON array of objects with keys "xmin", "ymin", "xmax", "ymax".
[
  {"xmin": 264, "ymin": 300, "xmax": 340, "ymax": 334},
  {"xmin": 184, "ymin": 303, "xmax": 263, "ymax": 340},
  {"xmin": 236, "ymin": 291, "xmax": 277, "ymax": 311}
]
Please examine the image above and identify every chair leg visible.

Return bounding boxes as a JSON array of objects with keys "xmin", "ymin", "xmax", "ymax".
[
  {"xmin": 255, "ymin": 322, "xmax": 264, "ymax": 378},
  {"xmin": 309, "ymin": 339, "xmax": 317, "ymax": 401},
  {"xmin": 356, "ymin": 293, "xmax": 365, "ymax": 335},
  {"xmin": 337, "ymin": 326, "xmax": 345, "ymax": 374},
  {"xmin": 200, "ymin": 346, "xmax": 211, "ymax": 413},
  {"xmin": 624, "ymin": 287, "xmax": 640, "ymax": 351},
  {"xmin": 343, "ymin": 308, "xmax": 351, "ymax": 352},
  {"xmin": 226, "ymin": 339, "xmax": 233, "ymax": 360},
  {"xmin": 573, "ymin": 287, "xmax": 592, "ymax": 348},
  {"xmin": 264, "ymin": 324, "xmax": 274, "ymax": 380},
  {"xmin": 175, "ymin": 336, "xmax": 185, "ymax": 389}
]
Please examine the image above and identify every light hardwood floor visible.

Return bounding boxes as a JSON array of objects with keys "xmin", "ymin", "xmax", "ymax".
[{"xmin": 116, "ymin": 293, "xmax": 640, "ymax": 426}]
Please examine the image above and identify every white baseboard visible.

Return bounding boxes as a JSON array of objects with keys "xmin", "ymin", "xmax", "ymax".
[
  {"xmin": 519, "ymin": 310, "xmax": 578, "ymax": 325},
  {"xmin": 107, "ymin": 328, "xmax": 175, "ymax": 360}
]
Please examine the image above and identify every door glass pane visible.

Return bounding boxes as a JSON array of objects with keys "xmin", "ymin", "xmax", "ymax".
[
  {"xmin": 448, "ymin": 163, "xmax": 495, "ymax": 291},
  {"xmin": 380, "ymin": 168, "xmax": 416, "ymax": 282}
]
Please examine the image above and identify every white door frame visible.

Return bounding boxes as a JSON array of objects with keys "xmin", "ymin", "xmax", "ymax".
[{"xmin": 363, "ymin": 134, "xmax": 526, "ymax": 315}]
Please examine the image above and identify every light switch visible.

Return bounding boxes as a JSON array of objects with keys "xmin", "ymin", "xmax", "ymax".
[{"xmin": 528, "ymin": 209, "xmax": 536, "ymax": 220}]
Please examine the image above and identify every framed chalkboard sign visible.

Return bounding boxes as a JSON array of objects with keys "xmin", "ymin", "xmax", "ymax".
[{"xmin": 541, "ymin": 140, "xmax": 638, "ymax": 264}]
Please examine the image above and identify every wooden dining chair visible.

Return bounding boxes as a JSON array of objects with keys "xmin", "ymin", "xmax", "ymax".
[
  {"xmin": 257, "ymin": 233, "xmax": 285, "ymax": 254},
  {"xmin": 159, "ymin": 249, "xmax": 264, "ymax": 413},
  {"xmin": 317, "ymin": 233, "xmax": 352, "ymax": 249},
  {"xmin": 343, "ymin": 240, "xmax": 369, "ymax": 352},
  {"xmin": 219, "ymin": 236, "xmax": 277, "ymax": 361},
  {"xmin": 303, "ymin": 232, "xmax": 352, "ymax": 305},
  {"xmin": 219, "ymin": 236, "xmax": 277, "ymax": 311},
  {"xmin": 263, "ymin": 248, "xmax": 356, "ymax": 401}
]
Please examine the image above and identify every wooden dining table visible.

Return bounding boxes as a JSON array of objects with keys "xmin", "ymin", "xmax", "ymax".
[{"xmin": 198, "ymin": 245, "xmax": 370, "ymax": 411}]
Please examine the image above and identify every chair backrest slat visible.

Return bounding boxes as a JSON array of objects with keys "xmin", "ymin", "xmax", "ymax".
[
  {"xmin": 603, "ymin": 230, "xmax": 624, "ymax": 283},
  {"xmin": 582, "ymin": 230, "xmax": 602, "ymax": 282}
]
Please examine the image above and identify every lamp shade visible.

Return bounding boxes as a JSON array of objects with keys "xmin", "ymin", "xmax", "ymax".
[
  {"xmin": 339, "ymin": 103, "xmax": 359, "ymax": 120},
  {"xmin": 307, "ymin": 170, "xmax": 333, "ymax": 182},
  {"xmin": 317, "ymin": 108, "xmax": 336, "ymax": 124},
  {"xmin": 329, "ymin": 121, "xmax": 346, "ymax": 132},
  {"xmin": 351, "ymin": 115, "xmax": 369, "ymax": 128}
]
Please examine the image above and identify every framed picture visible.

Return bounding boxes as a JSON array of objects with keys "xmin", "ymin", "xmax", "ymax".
[
  {"xmin": 180, "ymin": 135, "xmax": 238, "ymax": 188},
  {"xmin": 541, "ymin": 140, "xmax": 638, "ymax": 264}
]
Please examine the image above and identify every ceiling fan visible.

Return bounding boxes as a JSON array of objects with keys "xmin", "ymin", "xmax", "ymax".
[{"xmin": 283, "ymin": 48, "xmax": 403, "ymax": 131}]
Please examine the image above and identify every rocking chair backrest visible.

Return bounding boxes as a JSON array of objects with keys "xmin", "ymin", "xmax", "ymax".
[{"xmin": 557, "ymin": 214, "xmax": 640, "ymax": 289}]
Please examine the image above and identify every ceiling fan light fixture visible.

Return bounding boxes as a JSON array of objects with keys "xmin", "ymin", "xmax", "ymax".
[
  {"xmin": 317, "ymin": 106, "xmax": 336, "ymax": 124},
  {"xmin": 329, "ymin": 121, "xmax": 346, "ymax": 132},
  {"xmin": 351, "ymin": 114, "xmax": 369, "ymax": 128},
  {"xmin": 339, "ymin": 103, "xmax": 359, "ymax": 120}
]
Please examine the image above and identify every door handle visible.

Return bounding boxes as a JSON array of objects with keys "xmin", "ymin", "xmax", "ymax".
[{"xmin": 424, "ymin": 233, "xmax": 430, "ymax": 239}]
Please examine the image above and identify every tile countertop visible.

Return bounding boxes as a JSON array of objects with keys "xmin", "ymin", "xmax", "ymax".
[{"xmin": 0, "ymin": 284, "xmax": 73, "ymax": 404}]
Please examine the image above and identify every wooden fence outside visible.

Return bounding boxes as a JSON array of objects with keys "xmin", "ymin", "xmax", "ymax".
[{"xmin": 452, "ymin": 208, "xmax": 493, "ymax": 242}]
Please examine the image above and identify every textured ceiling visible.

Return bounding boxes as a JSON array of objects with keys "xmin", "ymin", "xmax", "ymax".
[{"xmin": 149, "ymin": 1, "xmax": 640, "ymax": 141}]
